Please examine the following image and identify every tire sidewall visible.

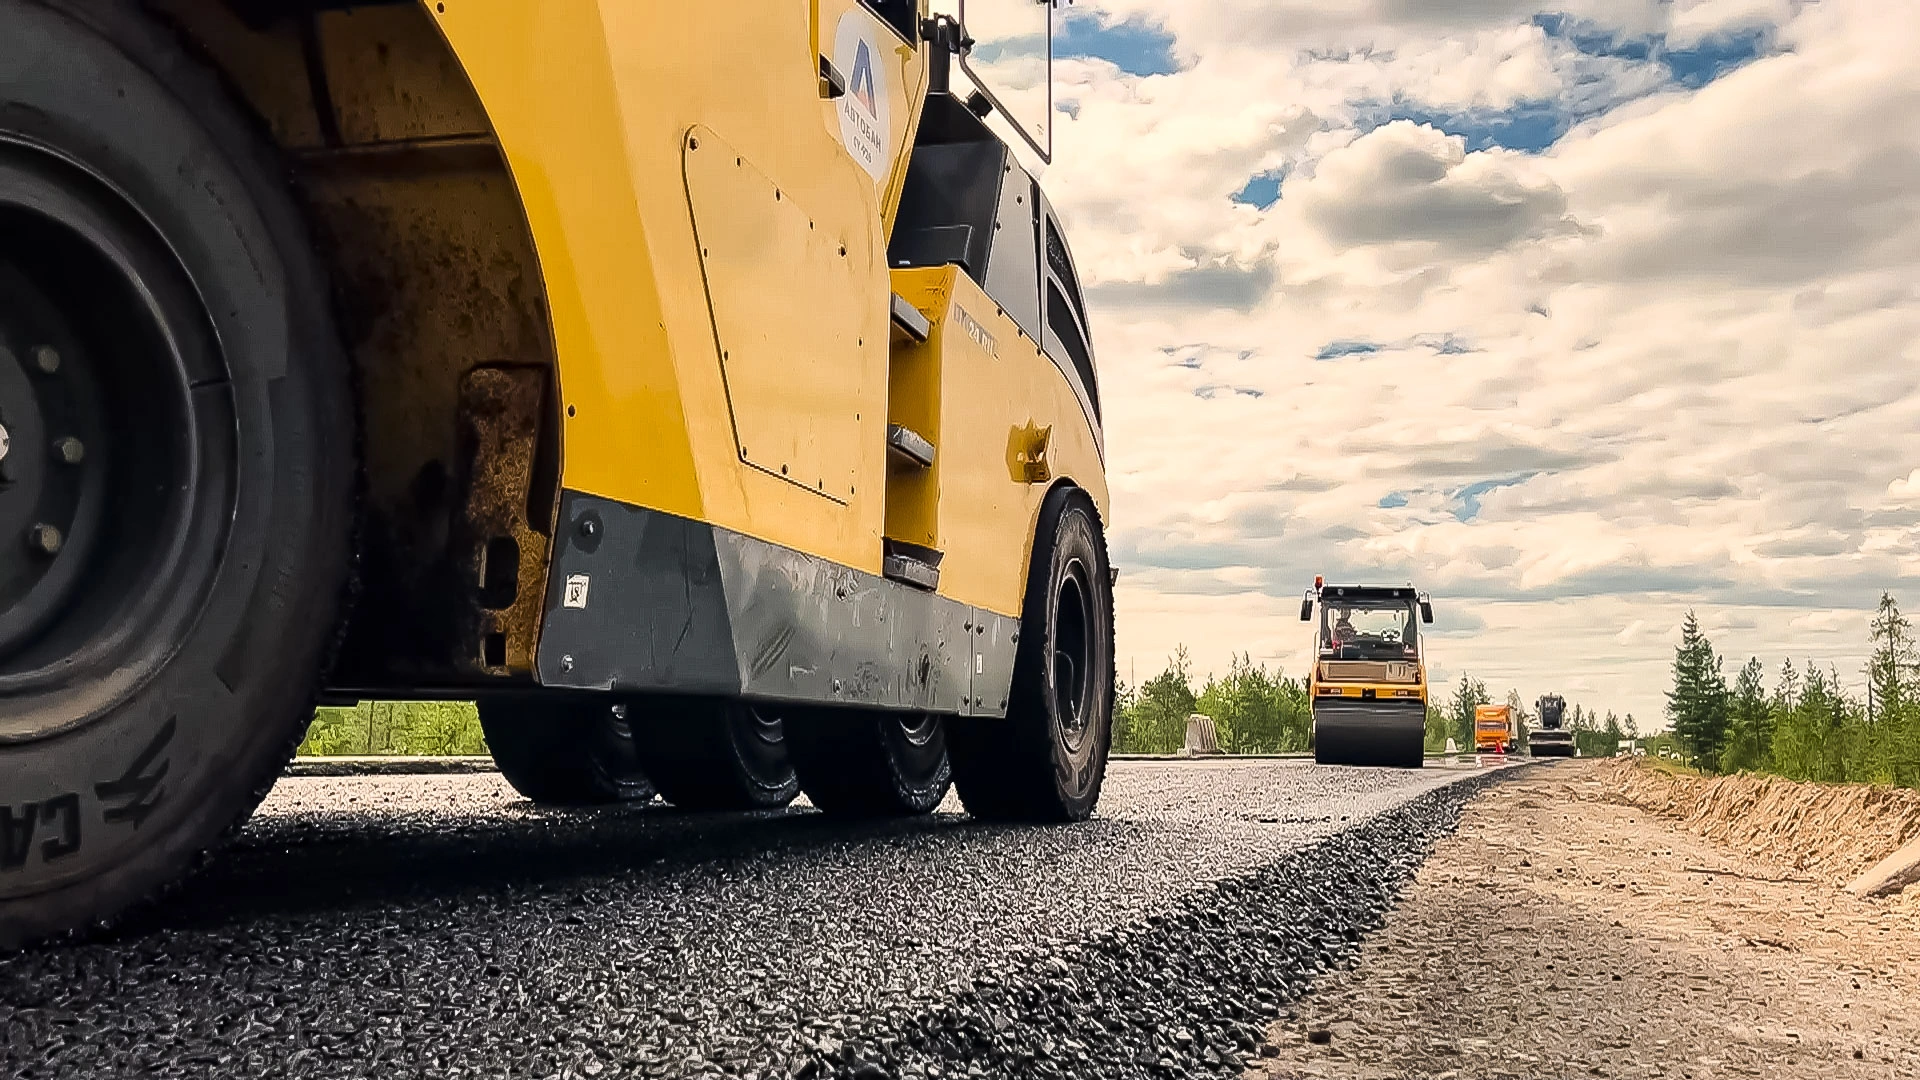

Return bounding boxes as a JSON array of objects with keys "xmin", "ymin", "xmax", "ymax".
[
  {"xmin": 880, "ymin": 714, "xmax": 951, "ymax": 812},
  {"xmin": 720, "ymin": 703, "xmax": 802, "ymax": 809},
  {"xmin": 1028, "ymin": 488, "xmax": 1115, "ymax": 818},
  {"xmin": 0, "ymin": 2, "xmax": 351, "ymax": 941}
]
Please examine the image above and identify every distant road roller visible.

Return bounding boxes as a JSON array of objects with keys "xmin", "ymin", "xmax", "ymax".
[
  {"xmin": 0, "ymin": 0, "xmax": 1113, "ymax": 949},
  {"xmin": 1302, "ymin": 578, "xmax": 1434, "ymax": 768},
  {"xmin": 1530, "ymin": 694, "xmax": 1577, "ymax": 757}
]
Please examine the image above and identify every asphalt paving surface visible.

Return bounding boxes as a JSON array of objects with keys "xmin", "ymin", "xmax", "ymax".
[{"xmin": 0, "ymin": 758, "xmax": 1515, "ymax": 1080}]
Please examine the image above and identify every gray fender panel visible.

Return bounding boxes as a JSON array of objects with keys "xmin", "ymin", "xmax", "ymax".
[{"xmin": 535, "ymin": 492, "xmax": 1015, "ymax": 717}]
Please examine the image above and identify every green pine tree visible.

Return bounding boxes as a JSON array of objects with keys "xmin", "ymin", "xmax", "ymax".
[
  {"xmin": 1867, "ymin": 593, "xmax": 1917, "ymax": 724},
  {"xmin": 1719, "ymin": 656, "xmax": 1774, "ymax": 773},
  {"xmin": 1666, "ymin": 610, "xmax": 1731, "ymax": 770}
]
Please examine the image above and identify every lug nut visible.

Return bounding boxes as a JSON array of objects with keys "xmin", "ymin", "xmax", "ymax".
[
  {"xmin": 54, "ymin": 437, "xmax": 85, "ymax": 465},
  {"xmin": 27, "ymin": 523, "xmax": 63, "ymax": 556},
  {"xmin": 32, "ymin": 346, "xmax": 60, "ymax": 375}
]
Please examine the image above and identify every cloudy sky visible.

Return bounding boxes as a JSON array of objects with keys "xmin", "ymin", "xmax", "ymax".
[{"xmin": 1016, "ymin": 0, "xmax": 1920, "ymax": 724}]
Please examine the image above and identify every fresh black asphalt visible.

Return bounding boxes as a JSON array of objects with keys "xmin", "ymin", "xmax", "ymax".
[{"xmin": 0, "ymin": 759, "xmax": 1517, "ymax": 1079}]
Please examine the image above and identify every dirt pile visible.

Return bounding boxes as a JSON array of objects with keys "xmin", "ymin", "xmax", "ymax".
[{"xmin": 1601, "ymin": 758, "xmax": 1920, "ymax": 885}]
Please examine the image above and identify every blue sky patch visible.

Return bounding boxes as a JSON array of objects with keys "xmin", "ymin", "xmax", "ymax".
[
  {"xmin": 1449, "ymin": 474, "xmax": 1538, "ymax": 522},
  {"xmin": 1314, "ymin": 340, "xmax": 1383, "ymax": 361},
  {"xmin": 1420, "ymin": 333, "xmax": 1475, "ymax": 356},
  {"xmin": 1389, "ymin": 102, "xmax": 1570, "ymax": 154},
  {"xmin": 1193, "ymin": 384, "xmax": 1263, "ymax": 400},
  {"xmin": 1534, "ymin": 12, "xmax": 1771, "ymax": 89},
  {"xmin": 1368, "ymin": 16, "xmax": 1774, "ymax": 156},
  {"xmin": 1314, "ymin": 335, "xmax": 1469, "ymax": 361},
  {"xmin": 1664, "ymin": 30, "xmax": 1771, "ymax": 89},
  {"xmin": 1231, "ymin": 169, "xmax": 1287, "ymax": 210},
  {"xmin": 1056, "ymin": 13, "xmax": 1179, "ymax": 78},
  {"xmin": 1378, "ymin": 492, "xmax": 1410, "ymax": 509}
]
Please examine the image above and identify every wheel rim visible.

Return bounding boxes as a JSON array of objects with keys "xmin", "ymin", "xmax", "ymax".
[
  {"xmin": 742, "ymin": 703, "xmax": 786, "ymax": 749},
  {"xmin": 1051, "ymin": 559, "xmax": 1094, "ymax": 754},
  {"xmin": 0, "ymin": 141, "xmax": 235, "ymax": 743},
  {"xmin": 592, "ymin": 703, "xmax": 652, "ymax": 798},
  {"xmin": 895, "ymin": 711, "xmax": 940, "ymax": 749}
]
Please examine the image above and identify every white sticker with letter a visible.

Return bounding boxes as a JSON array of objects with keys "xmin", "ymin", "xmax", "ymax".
[{"xmin": 834, "ymin": 12, "xmax": 893, "ymax": 182}]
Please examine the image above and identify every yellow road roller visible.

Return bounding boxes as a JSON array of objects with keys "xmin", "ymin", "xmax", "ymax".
[
  {"xmin": 1302, "ymin": 578, "xmax": 1433, "ymax": 768},
  {"xmin": 0, "ymin": 0, "xmax": 1113, "ymax": 948}
]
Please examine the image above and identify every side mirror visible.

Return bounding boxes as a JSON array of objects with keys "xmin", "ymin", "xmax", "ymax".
[
  {"xmin": 1419, "ymin": 600, "xmax": 1434, "ymax": 624},
  {"xmin": 1299, "ymin": 598, "xmax": 1313, "ymax": 622}
]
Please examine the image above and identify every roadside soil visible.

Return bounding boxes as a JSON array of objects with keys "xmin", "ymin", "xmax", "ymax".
[{"xmin": 1249, "ymin": 760, "xmax": 1920, "ymax": 1079}]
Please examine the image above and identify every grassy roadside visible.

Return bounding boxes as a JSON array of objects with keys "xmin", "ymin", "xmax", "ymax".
[{"xmin": 297, "ymin": 701, "xmax": 486, "ymax": 756}]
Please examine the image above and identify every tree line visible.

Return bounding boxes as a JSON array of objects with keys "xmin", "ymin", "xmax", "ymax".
[
  {"xmin": 1665, "ymin": 594, "xmax": 1920, "ymax": 788},
  {"xmin": 297, "ymin": 701, "xmax": 488, "ymax": 756},
  {"xmin": 1115, "ymin": 647, "xmax": 1632, "ymax": 757}
]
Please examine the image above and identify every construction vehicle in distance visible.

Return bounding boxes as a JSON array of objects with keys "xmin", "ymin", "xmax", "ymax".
[
  {"xmin": 1530, "ymin": 694, "xmax": 1577, "ymax": 757},
  {"xmin": 1302, "ymin": 577, "xmax": 1434, "ymax": 768},
  {"xmin": 1474, "ymin": 704, "xmax": 1516, "ymax": 755},
  {"xmin": 0, "ymin": 0, "xmax": 1115, "ymax": 949}
]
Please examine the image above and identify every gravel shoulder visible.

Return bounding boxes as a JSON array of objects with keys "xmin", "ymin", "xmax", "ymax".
[{"xmin": 1251, "ymin": 759, "xmax": 1920, "ymax": 1080}]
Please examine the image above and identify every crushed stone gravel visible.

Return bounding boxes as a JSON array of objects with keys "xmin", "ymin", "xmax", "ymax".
[{"xmin": 0, "ymin": 760, "xmax": 1510, "ymax": 1079}]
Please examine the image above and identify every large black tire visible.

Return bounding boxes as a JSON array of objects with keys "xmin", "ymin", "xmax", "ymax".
[
  {"xmin": 948, "ymin": 486, "xmax": 1116, "ymax": 822},
  {"xmin": 478, "ymin": 698, "xmax": 657, "ymax": 806},
  {"xmin": 786, "ymin": 709, "xmax": 952, "ymax": 817},
  {"xmin": 630, "ymin": 699, "xmax": 799, "ymax": 811},
  {"xmin": 0, "ymin": 1, "xmax": 355, "ymax": 950}
]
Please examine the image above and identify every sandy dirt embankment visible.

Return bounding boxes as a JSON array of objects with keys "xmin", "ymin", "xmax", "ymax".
[
  {"xmin": 1251, "ymin": 760, "xmax": 1920, "ymax": 1080},
  {"xmin": 1603, "ymin": 759, "xmax": 1920, "ymax": 895}
]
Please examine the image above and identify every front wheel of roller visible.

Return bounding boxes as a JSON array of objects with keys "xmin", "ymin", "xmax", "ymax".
[
  {"xmin": 479, "ymin": 699, "xmax": 657, "ymax": 806},
  {"xmin": 631, "ymin": 699, "xmax": 800, "ymax": 812},
  {"xmin": 0, "ymin": 2, "xmax": 355, "ymax": 951},
  {"xmin": 1312, "ymin": 712, "xmax": 1425, "ymax": 769},
  {"xmin": 949, "ymin": 487, "xmax": 1116, "ymax": 822},
  {"xmin": 786, "ymin": 710, "xmax": 952, "ymax": 817}
]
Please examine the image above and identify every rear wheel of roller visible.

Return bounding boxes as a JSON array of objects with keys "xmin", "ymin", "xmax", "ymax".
[
  {"xmin": 479, "ymin": 698, "xmax": 657, "ymax": 806},
  {"xmin": 631, "ymin": 699, "xmax": 799, "ymax": 812},
  {"xmin": 786, "ymin": 709, "xmax": 952, "ymax": 818}
]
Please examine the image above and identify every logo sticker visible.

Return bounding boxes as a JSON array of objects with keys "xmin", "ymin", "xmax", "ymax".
[
  {"xmin": 564, "ymin": 574, "xmax": 591, "ymax": 610},
  {"xmin": 834, "ymin": 13, "xmax": 892, "ymax": 182}
]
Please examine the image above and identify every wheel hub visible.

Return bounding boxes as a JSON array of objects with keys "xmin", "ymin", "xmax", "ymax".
[
  {"xmin": 0, "ymin": 144, "xmax": 226, "ymax": 746},
  {"xmin": 1052, "ymin": 565, "xmax": 1093, "ymax": 751},
  {"xmin": 0, "ymin": 318, "xmax": 105, "ymax": 666}
]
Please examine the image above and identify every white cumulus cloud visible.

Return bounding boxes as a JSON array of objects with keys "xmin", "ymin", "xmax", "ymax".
[{"xmin": 1031, "ymin": 0, "xmax": 1919, "ymax": 723}]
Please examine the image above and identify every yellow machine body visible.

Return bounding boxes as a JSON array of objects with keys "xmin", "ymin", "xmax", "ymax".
[
  {"xmin": 149, "ymin": 0, "xmax": 1108, "ymax": 712},
  {"xmin": 1308, "ymin": 646, "xmax": 1430, "ymax": 707}
]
